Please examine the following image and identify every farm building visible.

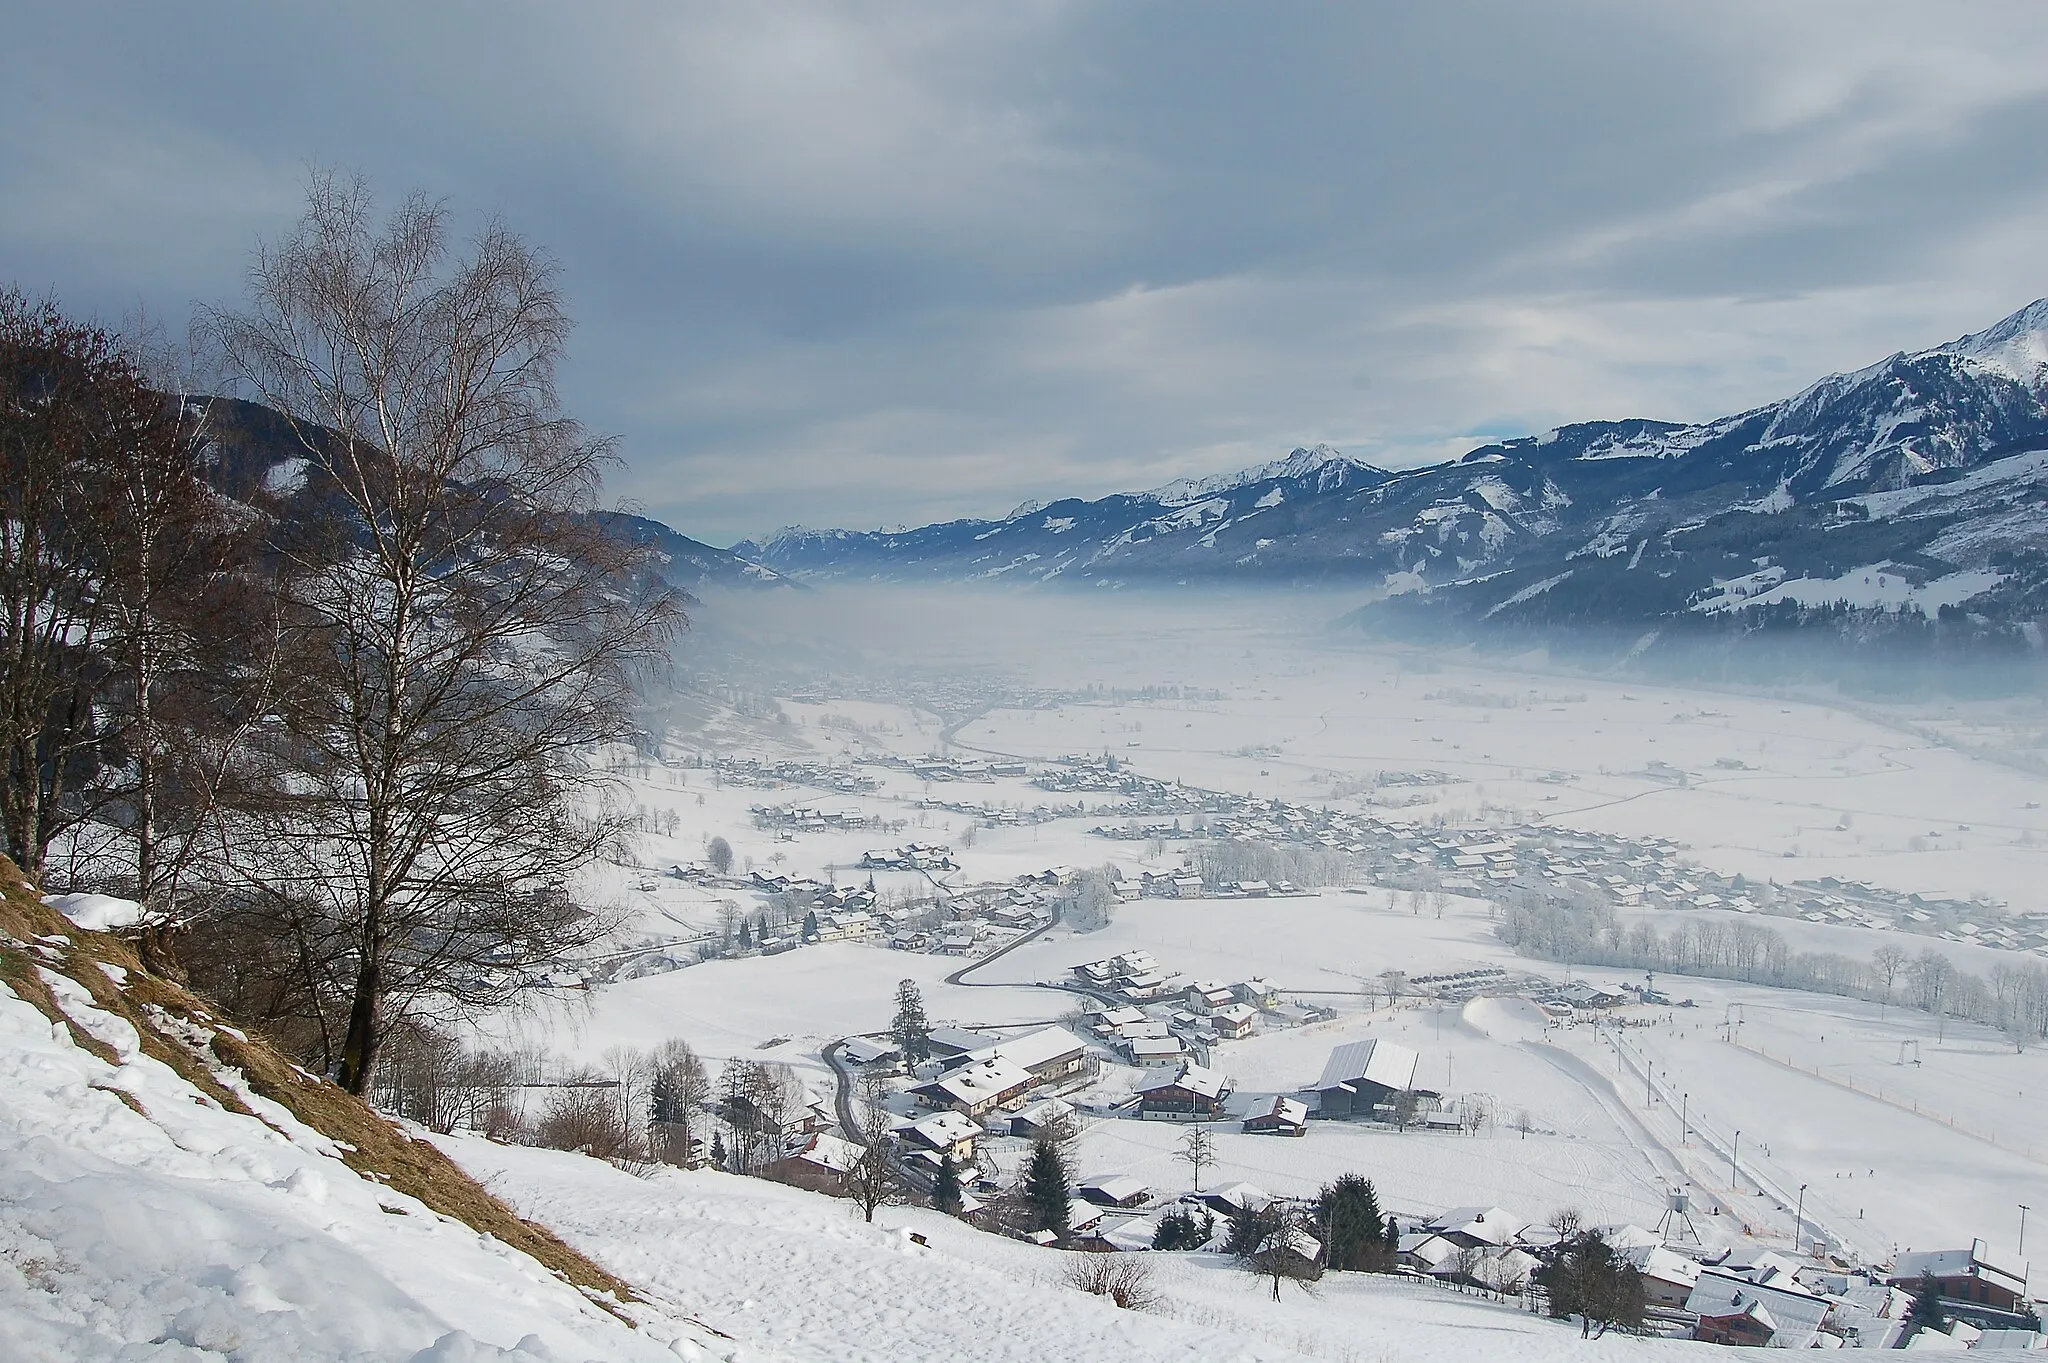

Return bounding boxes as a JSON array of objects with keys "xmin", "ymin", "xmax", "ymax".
[
  {"xmin": 1242, "ymin": 1096, "xmax": 1308, "ymax": 1136},
  {"xmin": 1136, "ymin": 1062, "xmax": 1230, "ymax": 1119},
  {"xmin": 1313, "ymin": 1038, "xmax": 1419, "ymax": 1119}
]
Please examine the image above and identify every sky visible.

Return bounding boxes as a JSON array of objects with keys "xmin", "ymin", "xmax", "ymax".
[{"xmin": 5, "ymin": 2, "xmax": 2048, "ymax": 545}]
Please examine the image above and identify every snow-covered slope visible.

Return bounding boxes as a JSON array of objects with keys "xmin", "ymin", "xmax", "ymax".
[
  {"xmin": 0, "ymin": 879, "xmax": 726, "ymax": 1363},
  {"xmin": 448, "ymin": 1134, "xmax": 1716, "ymax": 1363}
]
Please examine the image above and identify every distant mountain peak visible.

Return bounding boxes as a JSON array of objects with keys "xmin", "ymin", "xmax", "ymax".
[
  {"xmin": 1144, "ymin": 443, "xmax": 1386, "ymax": 505},
  {"xmin": 1944, "ymin": 296, "xmax": 2048, "ymax": 381}
]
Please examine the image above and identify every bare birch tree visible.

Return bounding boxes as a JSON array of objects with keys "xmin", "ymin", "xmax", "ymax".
[{"xmin": 209, "ymin": 176, "xmax": 684, "ymax": 1092}]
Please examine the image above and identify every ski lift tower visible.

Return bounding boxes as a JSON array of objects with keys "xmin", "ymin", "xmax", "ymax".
[{"xmin": 1657, "ymin": 1186, "xmax": 1703, "ymax": 1246}]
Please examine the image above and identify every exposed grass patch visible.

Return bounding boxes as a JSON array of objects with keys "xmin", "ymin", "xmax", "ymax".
[{"xmin": 0, "ymin": 857, "xmax": 640, "ymax": 1312}]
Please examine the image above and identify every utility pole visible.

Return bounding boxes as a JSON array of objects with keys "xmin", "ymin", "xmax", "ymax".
[
  {"xmin": 1681, "ymin": 1092, "xmax": 1690, "ymax": 1146},
  {"xmin": 2021, "ymin": 1204, "xmax": 2030, "ymax": 1258},
  {"xmin": 1795, "ymin": 1184, "xmax": 1808, "ymax": 1256},
  {"xmin": 1731, "ymin": 1130, "xmax": 1742, "ymax": 1194}
]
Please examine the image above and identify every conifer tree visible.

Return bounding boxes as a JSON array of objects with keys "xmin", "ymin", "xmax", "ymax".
[
  {"xmin": 1908, "ymin": 1271, "xmax": 1950, "ymax": 1337},
  {"xmin": 1023, "ymin": 1135, "xmax": 1071, "ymax": 1240},
  {"xmin": 1317, "ymin": 1173, "xmax": 1388, "ymax": 1271},
  {"xmin": 892, "ymin": 979, "xmax": 932, "ymax": 1062},
  {"xmin": 932, "ymin": 1155, "xmax": 963, "ymax": 1214}
]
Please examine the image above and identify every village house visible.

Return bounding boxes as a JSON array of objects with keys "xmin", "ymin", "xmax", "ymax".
[
  {"xmin": 1621, "ymin": 1243, "xmax": 1704, "ymax": 1309},
  {"xmin": 1687, "ymin": 1268, "xmax": 1834, "ymax": 1349},
  {"xmin": 911, "ymin": 1056, "xmax": 1036, "ymax": 1118},
  {"xmin": 1184, "ymin": 982, "xmax": 1238, "ymax": 1013},
  {"xmin": 837, "ymin": 1036, "xmax": 899, "ymax": 1068},
  {"xmin": 1006, "ymin": 1097, "xmax": 1075, "ymax": 1140},
  {"xmin": 1135, "ymin": 1062, "xmax": 1230, "ymax": 1119},
  {"xmin": 1192, "ymin": 1182, "xmax": 1272, "ymax": 1218},
  {"xmin": 1241, "ymin": 1095, "xmax": 1308, "ymax": 1136},
  {"xmin": 965, "ymin": 1026, "xmax": 1088, "ymax": 1085},
  {"xmin": 759, "ymin": 1131, "xmax": 865, "ymax": 1196},
  {"xmin": 1313, "ymin": 1038, "xmax": 1420, "ymax": 1120},
  {"xmin": 898, "ymin": 1109, "xmax": 979, "ymax": 1164},
  {"xmin": 1886, "ymin": 1248, "xmax": 2033, "ymax": 1318},
  {"xmin": 1209, "ymin": 1002, "xmax": 1259, "ymax": 1040},
  {"xmin": 1077, "ymin": 1176, "xmax": 1152, "ymax": 1209},
  {"xmin": 1124, "ymin": 1034, "xmax": 1188, "ymax": 1068},
  {"xmin": 925, "ymin": 1026, "xmax": 1002, "ymax": 1059},
  {"xmin": 1422, "ymin": 1206, "xmax": 1527, "ymax": 1249}
]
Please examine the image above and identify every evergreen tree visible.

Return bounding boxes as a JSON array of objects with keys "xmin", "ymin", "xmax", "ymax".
[
  {"xmin": 738, "ymin": 919, "xmax": 753, "ymax": 949},
  {"xmin": 1023, "ymin": 1136, "xmax": 1072, "ymax": 1240},
  {"xmin": 932, "ymin": 1156, "xmax": 963, "ymax": 1214},
  {"xmin": 1908, "ymin": 1271, "xmax": 1950, "ymax": 1337},
  {"xmin": 1317, "ymin": 1174, "xmax": 1388, "ymax": 1271},
  {"xmin": 1152, "ymin": 1206, "xmax": 1215, "ymax": 1251},
  {"xmin": 802, "ymin": 909, "xmax": 819, "ymax": 940},
  {"xmin": 710, "ymin": 1129, "xmax": 727, "ymax": 1169},
  {"xmin": 1384, "ymin": 1216, "xmax": 1401, "ymax": 1258},
  {"xmin": 892, "ymin": 979, "xmax": 932, "ymax": 1063}
]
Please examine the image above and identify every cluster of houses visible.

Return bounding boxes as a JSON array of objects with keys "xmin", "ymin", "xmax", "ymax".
[
  {"xmin": 859, "ymin": 843, "xmax": 958, "ymax": 872},
  {"xmin": 1071, "ymin": 955, "xmax": 1292, "ymax": 1061},
  {"xmin": 712, "ymin": 756, "xmax": 880, "ymax": 794},
  {"xmin": 750, "ymin": 802, "xmax": 878, "ymax": 833},
  {"xmin": 1392, "ymin": 1207, "xmax": 2042, "ymax": 1350}
]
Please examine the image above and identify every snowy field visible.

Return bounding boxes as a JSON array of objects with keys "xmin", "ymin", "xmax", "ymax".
[
  {"xmin": 450, "ymin": 1133, "xmax": 1733, "ymax": 1363},
  {"xmin": 489, "ymin": 584, "xmax": 2048, "ymax": 1291}
]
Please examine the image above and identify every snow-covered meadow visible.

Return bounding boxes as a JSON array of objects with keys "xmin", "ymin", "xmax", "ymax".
[{"xmin": 491, "ymin": 585, "xmax": 2048, "ymax": 1289}]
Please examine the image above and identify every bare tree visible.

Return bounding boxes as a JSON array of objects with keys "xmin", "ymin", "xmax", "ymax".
[
  {"xmin": 650, "ymin": 1037, "xmax": 710, "ymax": 1165},
  {"xmin": 1178, "ymin": 1125, "xmax": 1217, "ymax": 1192},
  {"xmin": 845, "ymin": 1135, "xmax": 906, "ymax": 1223},
  {"xmin": 1871, "ymin": 945, "xmax": 1909, "ymax": 1018},
  {"xmin": 208, "ymin": 176, "xmax": 684, "ymax": 1093},
  {"xmin": 1067, "ymin": 1255, "xmax": 1158, "ymax": 1310}
]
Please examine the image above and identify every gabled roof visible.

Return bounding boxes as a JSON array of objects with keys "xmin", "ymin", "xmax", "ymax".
[
  {"xmin": 1248, "ymin": 1096, "xmax": 1307, "ymax": 1125},
  {"xmin": 916, "ymin": 1056, "xmax": 1034, "ymax": 1107},
  {"xmin": 1316, "ymin": 1038, "xmax": 1418, "ymax": 1093},
  {"xmin": 1687, "ymin": 1269, "xmax": 1832, "ymax": 1349},
  {"xmin": 1141, "ymin": 1061, "xmax": 1227, "ymax": 1100},
  {"xmin": 1078, "ymin": 1176, "xmax": 1150, "ymax": 1205},
  {"xmin": 1623, "ymin": 1243, "xmax": 1703, "ymax": 1287},
  {"xmin": 902, "ymin": 1110, "xmax": 979, "ymax": 1148},
  {"xmin": 972, "ymin": 1025, "xmax": 1084, "ymax": 1072},
  {"xmin": 1424, "ymin": 1205, "xmax": 1526, "ymax": 1246}
]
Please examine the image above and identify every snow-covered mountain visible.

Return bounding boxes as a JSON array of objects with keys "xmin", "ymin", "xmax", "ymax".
[{"xmin": 731, "ymin": 301, "xmax": 2048, "ymax": 667}]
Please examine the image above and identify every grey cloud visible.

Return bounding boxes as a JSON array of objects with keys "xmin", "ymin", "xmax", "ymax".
[{"xmin": 3, "ymin": 1, "xmax": 2046, "ymax": 541}]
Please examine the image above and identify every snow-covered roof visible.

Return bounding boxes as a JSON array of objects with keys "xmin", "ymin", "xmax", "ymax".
[
  {"xmin": 1891, "ymin": 1248, "xmax": 2029, "ymax": 1294},
  {"xmin": 1623, "ymin": 1243, "xmax": 1703, "ymax": 1288},
  {"xmin": 918, "ymin": 1057, "xmax": 1033, "ymax": 1108},
  {"xmin": 1078, "ymin": 1176, "xmax": 1150, "ymax": 1206},
  {"xmin": 902, "ymin": 1110, "xmax": 979, "ymax": 1148},
  {"xmin": 1316, "ymin": 1038, "xmax": 1418, "ymax": 1093},
  {"xmin": 1142, "ymin": 1062, "xmax": 1227, "ymax": 1100},
  {"xmin": 974, "ymin": 1026, "xmax": 1083, "ymax": 1073},
  {"xmin": 1424, "ymin": 1205, "xmax": 1525, "ymax": 1244},
  {"xmin": 1687, "ymin": 1269, "xmax": 1833, "ymax": 1348}
]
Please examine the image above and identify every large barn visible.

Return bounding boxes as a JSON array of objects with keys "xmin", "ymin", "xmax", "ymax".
[{"xmin": 1313, "ymin": 1038, "xmax": 1419, "ymax": 1119}]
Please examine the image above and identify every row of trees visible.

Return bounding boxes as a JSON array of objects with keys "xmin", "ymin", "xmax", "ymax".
[
  {"xmin": 3, "ymin": 177, "xmax": 685, "ymax": 1094},
  {"xmin": 1498, "ymin": 890, "xmax": 2048, "ymax": 1047}
]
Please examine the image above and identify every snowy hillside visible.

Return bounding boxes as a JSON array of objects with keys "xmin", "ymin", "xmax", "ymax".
[
  {"xmin": 3, "ymin": 857, "xmax": 1733, "ymax": 1363},
  {"xmin": 0, "ymin": 870, "xmax": 721, "ymax": 1363},
  {"xmin": 448, "ymin": 1134, "xmax": 1723, "ymax": 1363}
]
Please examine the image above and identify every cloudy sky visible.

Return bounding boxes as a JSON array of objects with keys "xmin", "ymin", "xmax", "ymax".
[{"xmin": 6, "ymin": 3, "xmax": 2048, "ymax": 543}]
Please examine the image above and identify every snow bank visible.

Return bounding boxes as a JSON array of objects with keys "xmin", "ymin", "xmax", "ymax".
[
  {"xmin": 0, "ymin": 963, "xmax": 712, "ymax": 1362},
  {"xmin": 41, "ymin": 892, "xmax": 144, "ymax": 932}
]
